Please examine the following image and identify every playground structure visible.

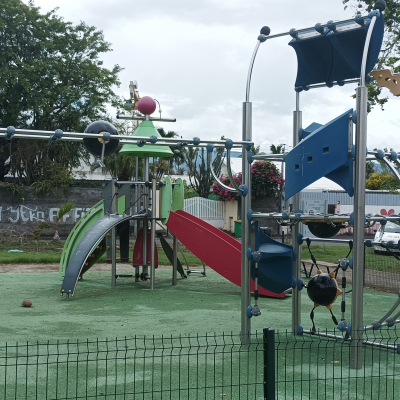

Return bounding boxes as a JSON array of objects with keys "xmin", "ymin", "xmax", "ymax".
[
  {"xmin": 1, "ymin": 0, "xmax": 400, "ymax": 370},
  {"xmin": 240, "ymin": 0, "xmax": 400, "ymax": 366}
]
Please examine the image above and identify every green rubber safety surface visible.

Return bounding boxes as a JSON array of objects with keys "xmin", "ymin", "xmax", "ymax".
[
  {"xmin": 0, "ymin": 268, "xmax": 396, "ymax": 344},
  {"xmin": 1, "ymin": 269, "xmax": 399, "ymax": 400}
]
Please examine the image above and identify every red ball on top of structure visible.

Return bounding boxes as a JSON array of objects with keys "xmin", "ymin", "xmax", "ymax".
[{"xmin": 137, "ymin": 96, "xmax": 157, "ymax": 115}]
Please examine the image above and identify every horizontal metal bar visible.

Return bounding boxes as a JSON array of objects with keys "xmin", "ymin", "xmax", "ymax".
[
  {"xmin": 252, "ymin": 155, "xmax": 285, "ymax": 161},
  {"xmin": 367, "ymin": 150, "xmax": 398, "ymax": 157},
  {"xmin": 0, "ymin": 133, "xmax": 242, "ymax": 149},
  {"xmin": 363, "ymin": 340, "xmax": 398, "ymax": 351},
  {"xmin": 117, "ymin": 115, "xmax": 177, "ymax": 122},
  {"xmin": 306, "ymin": 78, "xmax": 360, "ymax": 90},
  {"xmin": 301, "ymin": 237, "xmax": 352, "ymax": 244},
  {"xmin": 302, "ymin": 329, "xmax": 348, "ymax": 340},
  {"xmin": 265, "ymin": 16, "xmax": 369, "ymax": 41},
  {"xmin": 0, "ymin": 128, "xmax": 253, "ymax": 146},
  {"xmin": 251, "ymin": 212, "xmax": 400, "ymax": 223},
  {"xmin": 116, "ymin": 181, "xmax": 148, "ymax": 185},
  {"xmin": 0, "ymin": 133, "xmax": 83, "ymax": 142}
]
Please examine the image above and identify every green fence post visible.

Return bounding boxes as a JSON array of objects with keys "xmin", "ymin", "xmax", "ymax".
[{"xmin": 263, "ymin": 327, "xmax": 275, "ymax": 400}]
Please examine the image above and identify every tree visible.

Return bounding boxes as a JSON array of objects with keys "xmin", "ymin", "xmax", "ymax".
[
  {"xmin": 156, "ymin": 127, "xmax": 185, "ymax": 174},
  {"xmin": 212, "ymin": 161, "xmax": 284, "ymax": 201},
  {"xmin": 0, "ymin": 0, "xmax": 123, "ymax": 182},
  {"xmin": 366, "ymin": 172, "xmax": 400, "ymax": 191},
  {"xmin": 33, "ymin": 202, "xmax": 75, "ymax": 242},
  {"xmin": 343, "ymin": 0, "xmax": 400, "ymax": 110},
  {"xmin": 185, "ymin": 146, "xmax": 224, "ymax": 198},
  {"xmin": 270, "ymin": 144, "xmax": 283, "ymax": 154}
]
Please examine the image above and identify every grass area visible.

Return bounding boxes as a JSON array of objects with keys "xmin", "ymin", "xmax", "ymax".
[
  {"xmin": 300, "ymin": 244, "xmax": 349, "ymax": 263},
  {"xmin": 0, "ymin": 240, "xmax": 203, "ymax": 265},
  {"xmin": 1, "ymin": 239, "xmax": 400, "ymax": 275}
]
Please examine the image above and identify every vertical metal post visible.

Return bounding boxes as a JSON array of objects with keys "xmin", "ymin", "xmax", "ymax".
[
  {"xmin": 349, "ymin": 11, "xmax": 378, "ymax": 367},
  {"xmin": 150, "ymin": 178, "xmax": 157, "ymax": 290},
  {"xmin": 111, "ymin": 179, "xmax": 118, "ymax": 287},
  {"xmin": 134, "ymin": 157, "xmax": 139, "ymax": 238},
  {"xmin": 292, "ymin": 92, "xmax": 302, "ymax": 333},
  {"xmin": 143, "ymin": 155, "xmax": 149, "ymax": 277},
  {"xmin": 241, "ymin": 101, "xmax": 252, "ymax": 344},
  {"xmin": 263, "ymin": 327, "xmax": 275, "ymax": 400},
  {"xmin": 172, "ymin": 234, "xmax": 178, "ymax": 285},
  {"xmin": 351, "ymin": 86, "xmax": 367, "ymax": 369}
]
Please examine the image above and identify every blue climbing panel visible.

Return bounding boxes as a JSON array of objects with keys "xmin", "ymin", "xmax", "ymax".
[
  {"xmin": 284, "ymin": 109, "xmax": 354, "ymax": 200},
  {"xmin": 250, "ymin": 222, "xmax": 296, "ymax": 295},
  {"xmin": 289, "ymin": 13, "xmax": 384, "ymax": 88}
]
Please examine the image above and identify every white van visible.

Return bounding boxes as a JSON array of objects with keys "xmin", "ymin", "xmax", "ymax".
[{"xmin": 373, "ymin": 221, "xmax": 400, "ymax": 253}]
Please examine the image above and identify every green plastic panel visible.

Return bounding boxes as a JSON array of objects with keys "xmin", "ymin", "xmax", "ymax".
[
  {"xmin": 172, "ymin": 178, "xmax": 184, "ymax": 212},
  {"xmin": 160, "ymin": 176, "xmax": 172, "ymax": 224}
]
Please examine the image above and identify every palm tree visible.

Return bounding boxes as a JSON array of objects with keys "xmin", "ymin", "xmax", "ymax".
[
  {"xmin": 270, "ymin": 144, "xmax": 283, "ymax": 154},
  {"xmin": 33, "ymin": 202, "xmax": 76, "ymax": 242}
]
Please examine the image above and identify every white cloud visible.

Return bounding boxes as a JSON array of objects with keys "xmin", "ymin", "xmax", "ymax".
[{"xmin": 24, "ymin": 0, "xmax": 400, "ymax": 153}]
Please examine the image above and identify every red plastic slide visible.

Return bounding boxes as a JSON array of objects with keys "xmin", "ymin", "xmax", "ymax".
[{"xmin": 166, "ymin": 210, "xmax": 284, "ymax": 298}]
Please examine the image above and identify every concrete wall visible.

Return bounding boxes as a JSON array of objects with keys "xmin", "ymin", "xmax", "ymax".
[
  {"xmin": 223, "ymin": 200, "xmax": 239, "ymax": 233},
  {"xmin": 0, "ymin": 187, "xmax": 104, "ymax": 238}
]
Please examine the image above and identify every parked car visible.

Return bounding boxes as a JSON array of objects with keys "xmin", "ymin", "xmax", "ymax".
[{"xmin": 373, "ymin": 221, "xmax": 400, "ymax": 253}]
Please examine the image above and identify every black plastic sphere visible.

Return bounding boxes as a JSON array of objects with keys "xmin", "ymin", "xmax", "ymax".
[
  {"xmin": 307, "ymin": 273, "xmax": 338, "ymax": 306},
  {"xmin": 373, "ymin": 0, "xmax": 386, "ymax": 12},
  {"xmin": 260, "ymin": 26, "xmax": 271, "ymax": 36},
  {"xmin": 306, "ymin": 222, "xmax": 344, "ymax": 238},
  {"xmin": 83, "ymin": 121, "xmax": 119, "ymax": 157}
]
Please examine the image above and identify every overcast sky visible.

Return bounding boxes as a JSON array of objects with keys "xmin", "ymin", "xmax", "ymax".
[{"xmin": 24, "ymin": 0, "xmax": 400, "ymax": 154}]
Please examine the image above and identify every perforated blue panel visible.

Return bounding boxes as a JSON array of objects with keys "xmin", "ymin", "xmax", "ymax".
[
  {"xmin": 284, "ymin": 109, "xmax": 354, "ymax": 200},
  {"xmin": 289, "ymin": 13, "xmax": 384, "ymax": 87}
]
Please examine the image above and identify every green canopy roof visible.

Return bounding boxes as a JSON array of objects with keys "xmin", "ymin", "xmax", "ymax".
[{"xmin": 119, "ymin": 120, "xmax": 173, "ymax": 158}]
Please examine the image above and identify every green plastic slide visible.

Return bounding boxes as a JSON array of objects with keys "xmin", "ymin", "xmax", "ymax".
[
  {"xmin": 59, "ymin": 200, "xmax": 105, "ymax": 279},
  {"xmin": 59, "ymin": 196, "xmax": 127, "ymax": 279}
]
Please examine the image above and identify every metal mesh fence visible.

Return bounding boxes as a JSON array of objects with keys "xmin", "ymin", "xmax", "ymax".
[
  {"xmin": 266, "ymin": 327, "xmax": 400, "ymax": 400},
  {"xmin": 0, "ymin": 332, "xmax": 264, "ymax": 400},
  {"xmin": 364, "ymin": 246, "xmax": 400, "ymax": 292}
]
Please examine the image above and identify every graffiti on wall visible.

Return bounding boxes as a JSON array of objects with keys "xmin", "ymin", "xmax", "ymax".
[{"xmin": 0, "ymin": 205, "xmax": 92, "ymax": 224}]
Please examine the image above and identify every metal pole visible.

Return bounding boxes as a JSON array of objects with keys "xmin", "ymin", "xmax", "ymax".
[
  {"xmin": 172, "ymin": 234, "xmax": 178, "ymax": 285},
  {"xmin": 350, "ymin": 12, "xmax": 378, "ymax": 369},
  {"xmin": 241, "ymin": 101, "xmax": 252, "ymax": 344},
  {"xmin": 111, "ymin": 179, "xmax": 118, "ymax": 287},
  {"xmin": 143, "ymin": 155, "xmax": 149, "ymax": 278},
  {"xmin": 292, "ymin": 92, "xmax": 302, "ymax": 333},
  {"xmin": 135, "ymin": 157, "xmax": 138, "ymax": 234},
  {"xmin": 351, "ymin": 85, "xmax": 367, "ymax": 369},
  {"xmin": 263, "ymin": 327, "xmax": 275, "ymax": 400},
  {"xmin": 150, "ymin": 178, "xmax": 156, "ymax": 290}
]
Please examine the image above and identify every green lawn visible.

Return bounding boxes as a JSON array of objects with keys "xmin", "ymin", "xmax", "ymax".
[
  {"xmin": 2, "ymin": 241, "xmax": 400, "ymax": 275},
  {"xmin": 0, "ymin": 240, "xmax": 203, "ymax": 265}
]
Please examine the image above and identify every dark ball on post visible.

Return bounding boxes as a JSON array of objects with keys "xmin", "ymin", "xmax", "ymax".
[
  {"xmin": 373, "ymin": 0, "xmax": 386, "ymax": 12},
  {"xmin": 260, "ymin": 26, "xmax": 271, "ymax": 36},
  {"xmin": 83, "ymin": 121, "xmax": 119, "ymax": 158}
]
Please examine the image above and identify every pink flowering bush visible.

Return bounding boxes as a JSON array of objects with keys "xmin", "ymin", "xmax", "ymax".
[{"xmin": 212, "ymin": 161, "xmax": 284, "ymax": 201}]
